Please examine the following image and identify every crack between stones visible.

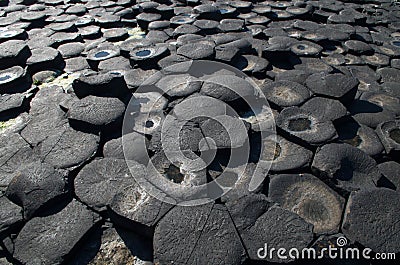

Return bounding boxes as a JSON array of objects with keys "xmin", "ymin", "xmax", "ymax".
[
  {"xmin": 225, "ymin": 205, "xmax": 251, "ymax": 261},
  {"xmin": 40, "ymin": 129, "xmax": 67, "ymax": 163},
  {"xmin": 184, "ymin": 203, "xmax": 215, "ymax": 265}
]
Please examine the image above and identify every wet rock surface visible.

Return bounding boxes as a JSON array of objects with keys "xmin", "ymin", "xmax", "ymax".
[{"xmin": 1, "ymin": 0, "xmax": 400, "ymax": 264}]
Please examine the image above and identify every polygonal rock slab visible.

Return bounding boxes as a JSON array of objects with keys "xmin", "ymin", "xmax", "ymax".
[
  {"xmin": 6, "ymin": 161, "xmax": 68, "ymax": 219},
  {"xmin": 342, "ymin": 188, "xmax": 400, "ymax": 253},
  {"xmin": 305, "ymin": 73, "xmax": 358, "ymax": 102},
  {"xmin": 38, "ymin": 126, "xmax": 99, "ymax": 169},
  {"xmin": 312, "ymin": 143, "xmax": 381, "ymax": 192},
  {"xmin": 154, "ymin": 203, "xmax": 213, "ymax": 264},
  {"xmin": 74, "ymin": 158, "xmax": 137, "ymax": 211},
  {"xmin": 269, "ymin": 174, "xmax": 344, "ymax": 234},
  {"xmin": 0, "ymin": 133, "xmax": 38, "ymax": 191},
  {"xmin": 200, "ymin": 74, "xmax": 255, "ymax": 102},
  {"xmin": 67, "ymin": 95, "xmax": 126, "ymax": 126},
  {"xmin": 242, "ymin": 206, "xmax": 314, "ymax": 262},
  {"xmin": 186, "ymin": 204, "xmax": 246, "ymax": 265},
  {"xmin": 0, "ymin": 195, "xmax": 22, "ymax": 236},
  {"xmin": 154, "ymin": 203, "xmax": 246, "ymax": 265},
  {"xmin": 13, "ymin": 200, "xmax": 101, "ymax": 265},
  {"xmin": 109, "ymin": 183, "xmax": 173, "ymax": 228}
]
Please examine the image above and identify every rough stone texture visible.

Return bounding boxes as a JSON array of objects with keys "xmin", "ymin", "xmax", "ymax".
[
  {"xmin": 378, "ymin": 161, "xmax": 400, "ymax": 191},
  {"xmin": 13, "ymin": 200, "xmax": 101, "ymax": 265},
  {"xmin": 186, "ymin": 204, "xmax": 246, "ymax": 265},
  {"xmin": 38, "ymin": 126, "xmax": 99, "ymax": 169},
  {"xmin": 0, "ymin": 195, "xmax": 22, "ymax": 236},
  {"xmin": 173, "ymin": 95, "xmax": 227, "ymax": 121},
  {"xmin": 277, "ymin": 106, "xmax": 337, "ymax": 145},
  {"xmin": 262, "ymin": 80, "xmax": 311, "ymax": 107},
  {"xmin": 5, "ymin": 161, "xmax": 68, "ymax": 219},
  {"xmin": 69, "ymin": 226, "xmax": 153, "ymax": 265},
  {"xmin": 0, "ymin": 133, "xmax": 38, "ymax": 191},
  {"xmin": 226, "ymin": 194, "xmax": 272, "ymax": 232},
  {"xmin": 305, "ymin": 73, "xmax": 358, "ymax": 101},
  {"xmin": 103, "ymin": 132, "xmax": 149, "ymax": 165},
  {"xmin": 242, "ymin": 206, "xmax": 314, "ymax": 262},
  {"xmin": 258, "ymin": 135, "xmax": 313, "ymax": 172},
  {"xmin": 177, "ymin": 41, "xmax": 215, "ymax": 59},
  {"xmin": 0, "ymin": 93, "xmax": 26, "ymax": 114},
  {"xmin": 300, "ymin": 97, "xmax": 347, "ymax": 121},
  {"xmin": 67, "ymin": 95, "xmax": 126, "ymax": 126},
  {"xmin": 269, "ymin": 174, "xmax": 344, "ymax": 234},
  {"xmin": 156, "ymin": 74, "xmax": 202, "ymax": 97},
  {"xmin": 342, "ymin": 188, "xmax": 400, "ymax": 253},
  {"xmin": 75, "ymin": 158, "xmax": 136, "ymax": 211},
  {"xmin": 201, "ymin": 115, "xmax": 249, "ymax": 149},
  {"xmin": 110, "ymin": 184, "xmax": 173, "ymax": 228},
  {"xmin": 154, "ymin": 203, "xmax": 246, "ymax": 265},
  {"xmin": 336, "ymin": 120, "xmax": 384, "ymax": 157},
  {"xmin": 154, "ymin": 203, "xmax": 213, "ymax": 264},
  {"xmin": 312, "ymin": 143, "xmax": 381, "ymax": 192},
  {"xmin": 201, "ymin": 74, "xmax": 255, "ymax": 102}
]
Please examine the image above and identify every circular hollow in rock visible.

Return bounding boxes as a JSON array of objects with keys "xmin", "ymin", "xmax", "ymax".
[
  {"xmin": 269, "ymin": 173, "xmax": 344, "ymax": 234},
  {"xmin": 312, "ymin": 143, "xmax": 381, "ymax": 192},
  {"xmin": 261, "ymin": 80, "xmax": 311, "ymax": 108}
]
